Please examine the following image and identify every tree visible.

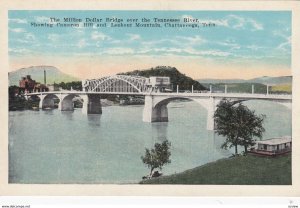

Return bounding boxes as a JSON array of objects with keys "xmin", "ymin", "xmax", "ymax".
[
  {"xmin": 214, "ymin": 99, "xmax": 265, "ymax": 155},
  {"xmin": 141, "ymin": 140, "xmax": 171, "ymax": 176}
]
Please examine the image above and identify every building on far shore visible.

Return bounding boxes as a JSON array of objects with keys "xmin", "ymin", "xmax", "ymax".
[
  {"xmin": 250, "ymin": 136, "xmax": 292, "ymax": 156},
  {"xmin": 19, "ymin": 75, "xmax": 49, "ymax": 93}
]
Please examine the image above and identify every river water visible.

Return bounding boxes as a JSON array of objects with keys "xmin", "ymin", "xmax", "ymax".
[{"xmin": 8, "ymin": 100, "xmax": 291, "ymax": 184}]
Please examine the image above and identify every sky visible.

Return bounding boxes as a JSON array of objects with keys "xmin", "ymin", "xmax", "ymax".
[{"xmin": 8, "ymin": 11, "xmax": 291, "ymax": 80}]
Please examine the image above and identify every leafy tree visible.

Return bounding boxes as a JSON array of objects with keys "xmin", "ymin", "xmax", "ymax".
[
  {"xmin": 141, "ymin": 140, "xmax": 171, "ymax": 176},
  {"xmin": 214, "ymin": 99, "xmax": 265, "ymax": 155}
]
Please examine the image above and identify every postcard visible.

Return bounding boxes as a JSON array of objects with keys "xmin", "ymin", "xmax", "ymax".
[{"xmin": 0, "ymin": 0, "xmax": 299, "ymax": 196}]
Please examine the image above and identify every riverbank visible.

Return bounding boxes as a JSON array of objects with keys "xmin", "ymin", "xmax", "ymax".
[{"xmin": 140, "ymin": 153, "xmax": 291, "ymax": 185}]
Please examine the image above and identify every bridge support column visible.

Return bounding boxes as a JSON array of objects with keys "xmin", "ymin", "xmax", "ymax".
[
  {"xmin": 38, "ymin": 94, "xmax": 55, "ymax": 109},
  {"xmin": 143, "ymin": 95, "xmax": 168, "ymax": 122},
  {"xmin": 206, "ymin": 98, "xmax": 217, "ymax": 131},
  {"xmin": 82, "ymin": 94, "xmax": 102, "ymax": 115},
  {"xmin": 194, "ymin": 97, "xmax": 221, "ymax": 131}
]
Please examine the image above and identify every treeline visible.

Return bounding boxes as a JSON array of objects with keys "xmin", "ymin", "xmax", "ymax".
[
  {"xmin": 202, "ymin": 83, "xmax": 292, "ymax": 94},
  {"xmin": 119, "ymin": 66, "xmax": 207, "ymax": 91},
  {"xmin": 54, "ymin": 81, "xmax": 82, "ymax": 91}
]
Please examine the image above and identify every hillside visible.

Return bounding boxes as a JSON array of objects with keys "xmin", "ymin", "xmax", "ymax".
[
  {"xmin": 198, "ymin": 76, "xmax": 292, "ymax": 85},
  {"xmin": 140, "ymin": 153, "xmax": 291, "ymax": 185},
  {"xmin": 8, "ymin": 66, "xmax": 79, "ymax": 86},
  {"xmin": 202, "ymin": 83, "xmax": 269, "ymax": 94},
  {"xmin": 120, "ymin": 66, "xmax": 207, "ymax": 91}
]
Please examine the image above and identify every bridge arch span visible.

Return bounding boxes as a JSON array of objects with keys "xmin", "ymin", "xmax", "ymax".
[
  {"xmin": 143, "ymin": 95, "xmax": 222, "ymax": 130},
  {"xmin": 39, "ymin": 94, "xmax": 60, "ymax": 109},
  {"xmin": 59, "ymin": 94, "xmax": 84, "ymax": 111}
]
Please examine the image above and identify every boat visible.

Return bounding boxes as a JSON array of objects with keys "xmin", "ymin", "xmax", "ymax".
[{"xmin": 249, "ymin": 136, "xmax": 292, "ymax": 156}]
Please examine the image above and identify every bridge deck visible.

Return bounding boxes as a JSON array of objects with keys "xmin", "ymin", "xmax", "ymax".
[{"xmin": 25, "ymin": 91, "xmax": 292, "ymax": 100}]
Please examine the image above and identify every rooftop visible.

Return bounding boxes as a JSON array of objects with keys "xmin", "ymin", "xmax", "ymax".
[{"xmin": 257, "ymin": 136, "xmax": 292, "ymax": 145}]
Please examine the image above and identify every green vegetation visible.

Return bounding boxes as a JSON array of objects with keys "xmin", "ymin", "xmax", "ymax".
[
  {"xmin": 120, "ymin": 66, "xmax": 207, "ymax": 91},
  {"xmin": 55, "ymin": 81, "xmax": 82, "ymax": 91},
  {"xmin": 271, "ymin": 84, "xmax": 292, "ymax": 94},
  {"xmin": 202, "ymin": 82, "xmax": 292, "ymax": 94},
  {"xmin": 214, "ymin": 99, "xmax": 265, "ymax": 155},
  {"xmin": 141, "ymin": 140, "xmax": 171, "ymax": 176},
  {"xmin": 202, "ymin": 83, "xmax": 268, "ymax": 93},
  {"xmin": 140, "ymin": 153, "xmax": 291, "ymax": 185}
]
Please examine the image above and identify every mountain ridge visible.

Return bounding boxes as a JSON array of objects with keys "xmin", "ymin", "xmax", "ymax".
[
  {"xmin": 197, "ymin": 76, "xmax": 292, "ymax": 85},
  {"xmin": 9, "ymin": 66, "xmax": 79, "ymax": 86}
]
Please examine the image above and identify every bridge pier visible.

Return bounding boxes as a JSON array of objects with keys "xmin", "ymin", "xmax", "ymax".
[
  {"xmin": 58, "ymin": 94, "xmax": 74, "ymax": 111},
  {"xmin": 38, "ymin": 94, "xmax": 56, "ymax": 109},
  {"xmin": 143, "ymin": 95, "xmax": 168, "ymax": 122},
  {"xmin": 82, "ymin": 94, "xmax": 102, "ymax": 115}
]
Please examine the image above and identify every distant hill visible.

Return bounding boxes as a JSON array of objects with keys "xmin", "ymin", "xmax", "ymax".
[
  {"xmin": 198, "ymin": 76, "xmax": 292, "ymax": 85},
  {"xmin": 248, "ymin": 76, "xmax": 292, "ymax": 85},
  {"xmin": 8, "ymin": 66, "xmax": 79, "ymax": 86},
  {"xmin": 202, "ymin": 83, "xmax": 269, "ymax": 94},
  {"xmin": 119, "ymin": 66, "xmax": 207, "ymax": 91}
]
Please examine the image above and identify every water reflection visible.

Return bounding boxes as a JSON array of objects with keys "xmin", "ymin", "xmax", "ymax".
[
  {"xmin": 151, "ymin": 122, "xmax": 168, "ymax": 142},
  {"xmin": 87, "ymin": 114, "xmax": 101, "ymax": 127},
  {"xmin": 42, "ymin": 109, "xmax": 55, "ymax": 115},
  {"xmin": 61, "ymin": 111, "xmax": 74, "ymax": 121}
]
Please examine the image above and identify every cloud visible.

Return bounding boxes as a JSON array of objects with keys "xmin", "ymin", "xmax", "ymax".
[
  {"xmin": 277, "ymin": 36, "xmax": 291, "ymax": 52},
  {"xmin": 9, "ymin": 28, "xmax": 26, "ymax": 33},
  {"xmin": 184, "ymin": 48, "xmax": 231, "ymax": 57},
  {"xmin": 104, "ymin": 47, "xmax": 134, "ymax": 55},
  {"xmin": 77, "ymin": 39, "xmax": 87, "ymax": 48},
  {"xmin": 9, "ymin": 48, "xmax": 31, "ymax": 54},
  {"xmin": 91, "ymin": 31, "xmax": 111, "ymax": 41},
  {"xmin": 48, "ymin": 34, "xmax": 60, "ymax": 42},
  {"xmin": 126, "ymin": 33, "xmax": 141, "ymax": 41},
  {"xmin": 246, "ymin": 45, "xmax": 264, "ymax": 51},
  {"xmin": 227, "ymin": 15, "xmax": 263, "ymax": 31},
  {"xmin": 34, "ymin": 16, "xmax": 51, "ymax": 23},
  {"xmin": 9, "ymin": 18, "xmax": 27, "ymax": 24},
  {"xmin": 176, "ymin": 35, "xmax": 206, "ymax": 45},
  {"xmin": 25, "ymin": 33, "xmax": 35, "ymax": 41},
  {"xmin": 273, "ymin": 30, "xmax": 291, "ymax": 52}
]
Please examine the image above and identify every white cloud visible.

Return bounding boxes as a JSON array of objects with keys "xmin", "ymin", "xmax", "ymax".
[
  {"xmin": 246, "ymin": 45, "xmax": 264, "ymax": 51},
  {"xmin": 248, "ymin": 19, "xmax": 263, "ymax": 31},
  {"xmin": 48, "ymin": 34, "xmax": 60, "ymax": 42},
  {"xmin": 184, "ymin": 48, "xmax": 231, "ymax": 57},
  {"xmin": 273, "ymin": 30, "xmax": 291, "ymax": 52},
  {"xmin": 34, "ymin": 16, "xmax": 50, "ymax": 23},
  {"xmin": 126, "ymin": 33, "xmax": 141, "ymax": 41},
  {"xmin": 177, "ymin": 35, "xmax": 206, "ymax": 45},
  {"xmin": 91, "ymin": 31, "xmax": 111, "ymax": 41},
  {"xmin": 104, "ymin": 47, "xmax": 134, "ymax": 55},
  {"xmin": 9, "ymin": 48, "xmax": 31, "ymax": 54},
  {"xmin": 277, "ymin": 36, "xmax": 291, "ymax": 52},
  {"xmin": 9, "ymin": 28, "xmax": 26, "ymax": 33},
  {"xmin": 77, "ymin": 39, "xmax": 87, "ymax": 48},
  {"xmin": 9, "ymin": 18, "xmax": 27, "ymax": 24},
  {"xmin": 227, "ymin": 15, "xmax": 263, "ymax": 31},
  {"xmin": 25, "ymin": 33, "xmax": 35, "ymax": 41}
]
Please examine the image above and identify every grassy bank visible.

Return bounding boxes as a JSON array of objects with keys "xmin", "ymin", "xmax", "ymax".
[{"xmin": 140, "ymin": 153, "xmax": 291, "ymax": 185}]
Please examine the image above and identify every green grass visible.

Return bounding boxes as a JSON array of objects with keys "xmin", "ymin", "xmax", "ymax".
[
  {"xmin": 271, "ymin": 84, "xmax": 292, "ymax": 93},
  {"xmin": 140, "ymin": 153, "xmax": 291, "ymax": 185}
]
